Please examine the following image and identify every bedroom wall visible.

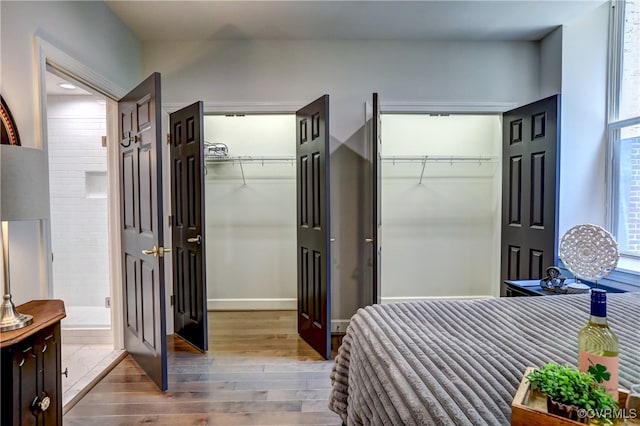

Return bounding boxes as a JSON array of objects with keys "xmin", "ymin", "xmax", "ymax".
[
  {"xmin": 0, "ymin": 1, "xmax": 141, "ymax": 304},
  {"xmin": 142, "ymin": 39, "xmax": 540, "ymax": 323},
  {"xmin": 539, "ymin": 26, "xmax": 563, "ymax": 98},
  {"xmin": 558, "ymin": 3, "xmax": 609, "ymax": 237}
]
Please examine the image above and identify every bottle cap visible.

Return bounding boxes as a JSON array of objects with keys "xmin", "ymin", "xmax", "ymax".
[{"xmin": 591, "ymin": 288, "xmax": 607, "ymax": 317}]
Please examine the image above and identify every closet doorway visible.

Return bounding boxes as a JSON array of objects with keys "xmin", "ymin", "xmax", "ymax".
[
  {"xmin": 202, "ymin": 114, "xmax": 298, "ymax": 312},
  {"xmin": 378, "ymin": 113, "xmax": 503, "ymax": 301}
]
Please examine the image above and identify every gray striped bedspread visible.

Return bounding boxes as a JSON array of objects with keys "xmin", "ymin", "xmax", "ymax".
[{"xmin": 329, "ymin": 292, "xmax": 640, "ymax": 426}]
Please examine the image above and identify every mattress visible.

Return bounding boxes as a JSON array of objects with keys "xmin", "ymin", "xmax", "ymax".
[{"xmin": 329, "ymin": 292, "xmax": 640, "ymax": 426}]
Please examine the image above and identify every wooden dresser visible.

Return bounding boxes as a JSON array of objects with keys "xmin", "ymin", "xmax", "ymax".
[{"xmin": 1, "ymin": 300, "xmax": 65, "ymax": 426}]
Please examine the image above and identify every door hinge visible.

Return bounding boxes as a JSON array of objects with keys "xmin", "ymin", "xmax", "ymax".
[
  {"xmin": 170, "ymin": 295, "xmax": 175, "ymax": 306},
  {"xmin": 167, "ymin": 133, "xmax": 171, "ymax": 144},
  {"xmin": 168, "ymin": 215, "xmax": 172, "ymax": 227},
  {"xmin": 102, "ymin": 136, "xmax": 107, "ymax": 147},
  {"xmin": 105, "ymin": 297, "xmax": 111, "ymax": 308}
]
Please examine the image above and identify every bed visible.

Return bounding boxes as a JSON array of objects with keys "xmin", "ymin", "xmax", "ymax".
[{"xmin": 329, "ymin": 292, "xmax": 640, "ymax": 426}]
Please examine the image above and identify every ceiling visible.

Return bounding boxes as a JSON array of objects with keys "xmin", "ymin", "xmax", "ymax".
[
  {"xmin": 104, "ymin": 0, "xmax": 607, "ymax": 42},
  {"xmin": 46, "ymin": 71, "xmax": 94, "ymax": 96}
]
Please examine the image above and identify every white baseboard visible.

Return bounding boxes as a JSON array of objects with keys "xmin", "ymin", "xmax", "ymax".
[
  {"xmin": 207, "ymin": 298, "xmax": 297, "ymax": 311},
  {"xmin": 381, "ymin": 295, "xmax": 495, "ymax": 304},
  {"xmin": 61, "ymin": 328, "xmax": 113, "ymax": 345}
]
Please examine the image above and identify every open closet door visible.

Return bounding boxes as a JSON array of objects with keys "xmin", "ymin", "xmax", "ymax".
[
  {"xmin": 500, "ymin": 95, "xmax": 560, "ymax": 296},
  {"xmin": 296, "ymin": 95, "xmax": 331, "ymax": 360},
  {"xmin": 169, "ymin": 101, "xmax": 208, "ymax": 352},
  {"xmin": 372, "ymin": 93, "xmax": 382, "ymax": 305},
  {"xmin": 118, "ymin": 72, "xmax": 168, "ymax": 391}
]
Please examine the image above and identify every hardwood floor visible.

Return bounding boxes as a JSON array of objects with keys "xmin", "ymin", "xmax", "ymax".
[{"xmin": 64, "ymin": 311, "xmax": 342, "ymax": 425}]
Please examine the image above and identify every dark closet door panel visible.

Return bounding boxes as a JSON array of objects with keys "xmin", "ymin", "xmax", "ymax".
[
  {"xmin": 170, "ymin": 101, "xmax": 208, "ymax": 353},
  {"xmin": 501, "ymin": 95, "xmax": 560, "ymax": 295},
  {"xmin": 296, "ymin": 95, "xmax": 331, "ymax": 360}
]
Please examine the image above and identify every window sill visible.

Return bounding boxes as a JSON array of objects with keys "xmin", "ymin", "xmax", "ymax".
[
  {"xmin": 616, "ymin": 255, "xmax": 640, "ymax": 275},
  {"xmin": 557, "ymin": 259, "xmax": 639, "ymax": 293}
]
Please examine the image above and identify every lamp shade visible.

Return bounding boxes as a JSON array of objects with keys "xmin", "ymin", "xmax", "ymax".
[{"xmin": 0, "ymin": 145, "xmax": 49, "ymax": 221}]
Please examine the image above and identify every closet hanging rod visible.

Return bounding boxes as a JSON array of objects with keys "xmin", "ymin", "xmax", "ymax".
[
  {"xmin": 205, "ymin": 155, "xmax": 296, "ymax": 164},
  {"xmin": 381, "ymin": 155, "xmax": 498, "ymax": 163}
]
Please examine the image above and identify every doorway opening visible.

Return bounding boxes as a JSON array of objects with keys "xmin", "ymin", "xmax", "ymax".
[
  {"xmin": 43, "ymin": 67, "xmax": 124, "ymax": 409},
  {"xmin": 378, "ymin": 113, "xmax": 502, "ymax": 301},
  {"xmin": 202, "ymin": 114, "xmax": 297, "ymax": 311}
]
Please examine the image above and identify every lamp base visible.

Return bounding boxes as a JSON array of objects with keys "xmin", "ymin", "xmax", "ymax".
[{"xmin": 0, "ymin": 294, "xmax": 33, "ymax": 332}]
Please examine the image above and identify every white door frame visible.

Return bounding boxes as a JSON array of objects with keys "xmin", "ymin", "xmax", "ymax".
[
  {"xmin": 35, "ymin": 36, "xmax": 127, "ymax": 348},
  {"xmin": 369, "ymin": 100, "xmax": 518, "ymax": 301}
]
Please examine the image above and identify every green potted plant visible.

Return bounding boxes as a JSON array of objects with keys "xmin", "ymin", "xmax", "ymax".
[{"xmin": 526, "ymin": 363, "xmax": 618, "ymax": 425}]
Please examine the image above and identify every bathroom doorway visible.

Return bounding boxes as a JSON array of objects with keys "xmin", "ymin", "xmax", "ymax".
[{"xmin": 44, "ymin": 67, "xmax": 124, "ymax": 409}]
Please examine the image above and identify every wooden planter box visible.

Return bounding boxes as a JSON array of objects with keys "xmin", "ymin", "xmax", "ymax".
[{"xmin": 512, "ymin": 367, "xmax": 637, "ymax": 426}]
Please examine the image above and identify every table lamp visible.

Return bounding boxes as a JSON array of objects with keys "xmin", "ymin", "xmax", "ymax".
[{"xmin": 0, "ymin": 145, "xmax": 48, "ymax": 332}]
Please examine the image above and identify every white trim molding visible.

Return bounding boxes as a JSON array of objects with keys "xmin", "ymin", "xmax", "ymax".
[
  {"xmin": 163, "ymin": 101, "xmax": 306, "ymax": 115},
  {"xmin": 35, "ymin": 37, "xmax": 128, "ymax": 101},
  {"xmin": 381, "ymin": 101, "xmax": 518, "ymax": 114},
  {"xmin": 34, "ymin": 35, "xmax": 126, "ymax": 349},
  {"xmin": 207, "ymin": 298, "xmax": 297, "ymax": 311}
]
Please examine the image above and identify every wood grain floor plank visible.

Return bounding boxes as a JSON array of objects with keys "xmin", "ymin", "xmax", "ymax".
[
  {"xmin": 64, "ymin": 311, "xmax": 341, "ymax": 425},
  {"xmin": 65, "ymin": 411, "xmax": 341, "ymax": 425}
]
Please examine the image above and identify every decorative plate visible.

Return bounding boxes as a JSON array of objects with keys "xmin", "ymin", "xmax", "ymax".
[
  {"xmin": 559, "ymin": 224, "xmax": 619, "ymax": 281},
  {"xmin": 1, "ymin": 95, "xmax": 21, "ymax": 146}
]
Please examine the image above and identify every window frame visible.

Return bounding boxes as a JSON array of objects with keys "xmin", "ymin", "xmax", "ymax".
[{"xmin": 606, "ymin": 0, "xmax": 640, "ymax": 269}]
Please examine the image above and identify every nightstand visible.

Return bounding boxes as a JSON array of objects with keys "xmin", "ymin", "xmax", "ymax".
[
  {"xmin": 504, "ymin": 280, "xmax": 548, "ymax": 297},
  {"xmin": 1, "ymin": 300, "xmax": 66, "ymax": 426}
]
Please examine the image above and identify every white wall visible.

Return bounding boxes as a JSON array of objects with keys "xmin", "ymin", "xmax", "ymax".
[
  {"xmin": 540, "ymin": 27, "xmax": 563, "ymax": 98},
  {"xmin": 47, "ymin": 95, "xmax": 109, "ymax": 310},
  {"xmin": 380, "ymin": 115, "xmax": 502, "ymax": 300},
  {"xmin": 144, "ymin": 40, "xmax": 539, "ymax": 143},
  {"xmin": 143, "ymin": 39, "xmax": 540, "ymax": 322},
  {"xmin": 558, "ymin": 3, "xmax": 609, "ymax": 237},
  {"xmin": 203, "ymin": 115, "xmax": 297, "ymax": 309},
  {"xmin": 0, "ymin": 1, "xmax": 141, "ymax": 304}
]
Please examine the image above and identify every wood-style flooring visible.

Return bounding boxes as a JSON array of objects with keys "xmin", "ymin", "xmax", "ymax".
[{"xmin": 64, "ymin": 311, "xmax": 342, "ymax": 425}]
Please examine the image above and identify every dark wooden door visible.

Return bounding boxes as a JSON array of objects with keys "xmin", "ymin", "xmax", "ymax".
[
  {"xmin": 372, "ymin": 93, "xmax": 382, "ymax": 305},
  {"xmin": 170, "ymin": 101, "xmax": 208, "ymax": 353},
  {"xmin": 118, "ymin": 72, "xmax": 168, "ymax": 391},
  {"xmin": 501, "ymin": 95, "xmax": 560, "ymax": 296},
  {"xmin": 296, "ymin": 95, "xmax": 331, "ymax": 360}
]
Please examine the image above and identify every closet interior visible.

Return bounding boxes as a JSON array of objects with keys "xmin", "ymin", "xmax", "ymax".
[
  {"xmin": 203, "ymin": 114, "xmax": 297, "ymax": 310},
  {"xmin": 380, "ymin": 114, "xmax": 502, "ymax": 301}
]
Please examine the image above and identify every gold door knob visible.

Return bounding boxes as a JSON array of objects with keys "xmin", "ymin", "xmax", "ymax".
[
  {"xmin": 365, "ymin": 238, "xmax": 374, "ymax": 243},
  {"xmin": 141, "ymin": 246, "xmax": 171, "ymax": 257},
  {"xmin": 142, "ymin": 246, "xmax": 158, "ymax": 256}
]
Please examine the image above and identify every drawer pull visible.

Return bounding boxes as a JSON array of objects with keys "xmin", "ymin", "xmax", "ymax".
[
  {"xmin": 41, "ymin": 344, "xmax": 48, "ymax": 353},
  {"xmin": 31, "ymin": 393, "xmax": 51, "ymax": 415},
  {"xmin": 18, "ymin": 358, "xmax": 25, "ymax": 367}
]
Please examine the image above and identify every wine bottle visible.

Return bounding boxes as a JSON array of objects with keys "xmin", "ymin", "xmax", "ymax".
[{"xmin": 578, "ymin": 289, "xmax": 619, "ymax": 400}]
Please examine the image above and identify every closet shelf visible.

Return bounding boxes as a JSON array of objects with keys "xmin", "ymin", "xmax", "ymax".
[
  {"xmin": 381, "ymin": 155, "xmax": 498, "ymax": 163},
  {"xmin": 381, "ymin": 155, "xmax": 498, "ymax": 184},
  {"xmin": 205, "ymin": 155, "xmax": 296, "ymax": 164},
  {"xmin": 205, "ymin": 155, "xmax": 295, "ymax": 186}
]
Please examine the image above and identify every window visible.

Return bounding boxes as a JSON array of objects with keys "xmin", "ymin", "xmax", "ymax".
[{"xmin": 608, "ymin": 0, "xmax": 640, "ymax": 262}]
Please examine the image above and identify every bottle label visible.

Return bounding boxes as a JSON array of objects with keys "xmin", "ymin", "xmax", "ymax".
[{"xmin": 579, "ymin": 351, "xmax": 619, "ymax": 400}]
